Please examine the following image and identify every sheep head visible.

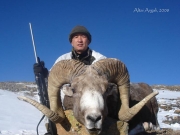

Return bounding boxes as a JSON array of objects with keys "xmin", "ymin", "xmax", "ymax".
[{"xmin": 64, "ymin": 66, "xmax": 110, "ymax": 134}]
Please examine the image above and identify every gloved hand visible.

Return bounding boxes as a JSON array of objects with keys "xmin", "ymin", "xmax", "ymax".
[{"xmin": 33, "ymin": 61, "xmax": 49, "ymax": 78}]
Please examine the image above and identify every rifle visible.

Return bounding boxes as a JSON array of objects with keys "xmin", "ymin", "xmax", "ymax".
[{"xmin": 29, "ymin": 23, "xmax": 57, "ymax": 135}]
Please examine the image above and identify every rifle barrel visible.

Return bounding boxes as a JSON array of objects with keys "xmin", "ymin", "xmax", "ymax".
[{"xmin": 29, "ymin": 23, "xmax": 38, "ymax": 63}]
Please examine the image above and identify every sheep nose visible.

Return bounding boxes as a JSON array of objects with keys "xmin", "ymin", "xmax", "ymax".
[{"xmin": 86, "ymin": 115, "xmax": 102, "ymax": 123}]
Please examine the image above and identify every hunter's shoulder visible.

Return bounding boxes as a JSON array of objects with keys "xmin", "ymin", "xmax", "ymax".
[
  {"xmin": 54, "ymin": 52, "xmax": 72, "ymax": 64},
  {"xmin": 92, "ymin": 50, "xmax": 106, "ymax": 59}
]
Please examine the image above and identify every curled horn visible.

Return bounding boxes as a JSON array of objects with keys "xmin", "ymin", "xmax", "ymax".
[
  {"xmin": 18, "ymin": 60, "xmax": 85, "ymax": 123},
  {"xmin": 47, "ymin": 59, "xmax": 86, "ymax": 122},
  {"xmin": 92, "ymin": 58, "xmax": 158, "ymax": 122}
]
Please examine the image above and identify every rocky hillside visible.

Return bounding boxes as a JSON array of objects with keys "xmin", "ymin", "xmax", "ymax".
[
  {"xmin": 151, "ymin": 85, "xmax": 180, "ymax": 91},
  {"xmin": 0, "ymin": 82, "xmax": 180, "ymax": 92},
  {"xmin": 0, "ymin": 81, "xmax": 37, "ymax": 92}
]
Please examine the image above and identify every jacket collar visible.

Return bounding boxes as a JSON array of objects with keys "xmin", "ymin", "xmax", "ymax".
[{"xmin": 72, "ymin": 47, "xmax": 91, "ymax": 60}]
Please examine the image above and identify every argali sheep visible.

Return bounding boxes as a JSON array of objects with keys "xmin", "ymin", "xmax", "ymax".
[{"xmin": 18, "ymin": 58, "xmax": 158, "ymax": 135}]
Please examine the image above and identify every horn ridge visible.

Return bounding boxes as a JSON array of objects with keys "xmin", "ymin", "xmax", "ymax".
[{"xmin": 17, "ymin": 96, "xmax": 63, "ymax": 123}]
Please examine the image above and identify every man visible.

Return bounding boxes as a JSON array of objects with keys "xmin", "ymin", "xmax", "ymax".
[{"xmin": 53, "ymin": 25, "xmax": 106, "ymax": 66}]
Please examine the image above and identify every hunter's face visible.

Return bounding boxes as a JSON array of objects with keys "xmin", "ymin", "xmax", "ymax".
[{"xmin": 71, "ymin": 34, "xmax": 89, "ymax": 54}]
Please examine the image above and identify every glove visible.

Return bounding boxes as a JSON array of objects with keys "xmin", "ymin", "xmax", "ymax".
[{"xmin": 33, "ymin": 61, "xmax": 49, "ymax": 78}]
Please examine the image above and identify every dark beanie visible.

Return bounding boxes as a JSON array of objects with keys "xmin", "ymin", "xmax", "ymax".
[{"xmin": 69, "ymin": 25, "xmax": 91, "ymax": 43}]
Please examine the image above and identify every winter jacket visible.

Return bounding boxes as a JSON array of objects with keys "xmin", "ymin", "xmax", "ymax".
[{"xmin": 53, "ymin": 48, "xmax": 106, "ymax": 67}]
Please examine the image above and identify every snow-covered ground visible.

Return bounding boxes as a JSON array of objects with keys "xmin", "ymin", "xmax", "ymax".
[
  {"xmin": 0, "ymin": 88, "xmax": 180, "ymax": 135},
  {"xmin": 155, "ymin": 89, "xmax": 180, "ymax": 130},
  {"xmin": 0, "ymin": 89, "xmax": 46, "ymax": 135}
]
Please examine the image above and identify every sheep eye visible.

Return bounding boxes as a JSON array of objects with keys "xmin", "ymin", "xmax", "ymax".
[{"xmin": 71, "ymin": 88, "xmax": 75, "ymax": 93}]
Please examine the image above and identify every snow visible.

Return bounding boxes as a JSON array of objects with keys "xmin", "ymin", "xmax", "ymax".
[
  {"xmin": 155, "ymin": 89, "xmax": 180, "ymax": 130},
  {"xmin": 0, "ymin": 89, "xmax": 46, "ymax": 135},
  {"xmin": 0, "ymin": 88, "xmax": 180, "ymax": 135}
]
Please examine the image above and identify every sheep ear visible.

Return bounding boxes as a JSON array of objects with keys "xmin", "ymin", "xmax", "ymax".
[{"xmin": 62, "ymin": 84, "xmax": 73, "ymax": 96}]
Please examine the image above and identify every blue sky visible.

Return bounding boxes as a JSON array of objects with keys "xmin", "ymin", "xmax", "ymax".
[{"xmin": 0, "ymin": 0, "xmax": 179, "ymax": 85}]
